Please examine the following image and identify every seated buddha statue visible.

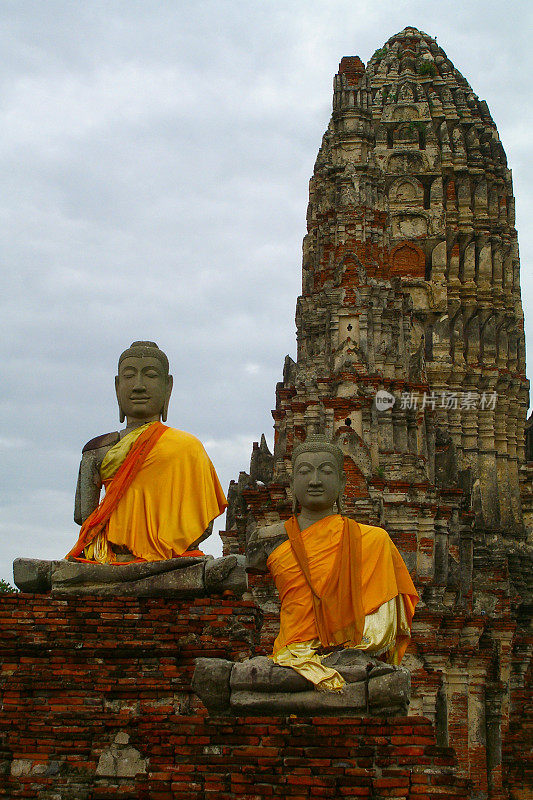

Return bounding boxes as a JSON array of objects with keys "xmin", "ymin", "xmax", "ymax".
[
  {"xmin": 246, "ymin": 434, "xmax": 419, "ymax": 691},
  {"xmin": 67, "ymin": 341, "xmax": 227, "ymax": 565}
]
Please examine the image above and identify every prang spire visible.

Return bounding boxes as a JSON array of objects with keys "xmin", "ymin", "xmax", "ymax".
[{"xmin": 223, "ymin": 29, "xmax": 532, "ymax": 796}]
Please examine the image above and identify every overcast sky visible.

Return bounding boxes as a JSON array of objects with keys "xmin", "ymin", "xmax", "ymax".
[{"xmin": 1, "ymin": 0, "xmax": 531, "ymax": 583}]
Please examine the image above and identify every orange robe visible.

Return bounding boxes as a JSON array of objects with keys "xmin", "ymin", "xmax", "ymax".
[
  {"xmin": 267, "ymin": 515, "xmax": 418, "ymax": 678},
  {"xmin": 67, "ymin": 422, "xmax": 227, "ymax": 563}
]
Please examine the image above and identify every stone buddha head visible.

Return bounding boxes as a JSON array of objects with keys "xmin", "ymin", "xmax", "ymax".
[
  {"xmin": 291, "ymin": 435, "xmax": 346, "ymax": 515},
  {"xmin": 115, "ymin": 341, "xmax": 173, "ymax": 426}
]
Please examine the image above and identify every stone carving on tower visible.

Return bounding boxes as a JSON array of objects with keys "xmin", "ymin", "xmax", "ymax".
[{"xmin": 222, "ymin": 27, "xmax": 531, "ymax": 798}]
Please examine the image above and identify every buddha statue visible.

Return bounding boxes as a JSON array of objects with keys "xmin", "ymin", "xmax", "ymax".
[
  {"xmin": 246, "ymin": 434, "xmax": 419, "ymax": 691},
  {"xmin": 192, "ymin": 434, "xmax": 419, "ymax": 716},
  {"xmin": 67, "ymin": 341, "xmax": 227, "ymax": 565}
]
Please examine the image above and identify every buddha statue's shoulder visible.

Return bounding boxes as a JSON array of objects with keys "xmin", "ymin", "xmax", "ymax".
[
  {"xmin": 352, "ymin": 520, "xmax": 393, "ymax": 552},
  {"xmin": 356, "ymin": 521, "xmax": 389, "ymax": 538},
  {"xmin": 246, "ymin": 520, "xmax": 289, "ymax": 573},
  {"xmin": 161, "ymin": 427, "xmax": 207, "ymax": 452},
  {"xmin": 82, "ymin": 431, "xmax": 120, "ymax": 453}
]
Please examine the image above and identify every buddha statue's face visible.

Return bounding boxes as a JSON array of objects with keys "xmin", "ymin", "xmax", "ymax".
[
  {"xmin": 115, "ymin": 356, "xmax": 173, "ymax": 426},
  {"xmin": 292, "ymin": 450, "xmax": 345, "ymax": 514}
]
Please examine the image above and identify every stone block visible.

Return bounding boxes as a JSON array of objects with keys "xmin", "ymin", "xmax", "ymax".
[
  {"xmin": 14, "ymin": 554, "xmax": 247, "ymax": 598},
  {"xmin": 367, "ymin": 661, "xmax": 396, "ymax": 679},
  {"xmin": 368, "ymin": 667, "xmax": 410, "ymax": 714},
  {"xmin": 204, "ymin": 555, "xmax": 247, "ymax": 597},
  {"xmin": 13, "ymin": 558, "xmax": 57, "ymax": 592},
  {"xmin": 52, "ymin": 555, "xmax": 205, "ymax": 583},
  {"xmin": 192, "ymin": 657, "xmax": 233, "ymax": 716},
  {"xmin": 338, "ymin": 665, "xmax": 373, "ymax": 683},
  {"xmin": 322, "ymin": 648, "xmax": 378, "ymax": 682},
  {"xmin": 193, "ymin": 650, "xmax": 412, "ymax": 718},
  {"xmin": 96, "ymin": 733, "xmax": 148, "ymax": 778},
  {"xmin": 51, "ymin": 559, "xmax": 207, "ymax": 597},
  {"xmin": 9, "ymin": 758, "xmax": 61, "ymax": 777},
  {"xmin": 10, "ymin": 759, "xmax": 33, "ymax": 777}
]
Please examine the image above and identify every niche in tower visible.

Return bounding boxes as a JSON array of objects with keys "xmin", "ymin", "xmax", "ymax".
[{"xmin": 390, "ymin": 242, "xmax": 425, "ymax": 278}]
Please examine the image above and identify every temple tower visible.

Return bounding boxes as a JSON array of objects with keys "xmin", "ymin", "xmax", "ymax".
[{"xmin": 222, "ymin": 27, "xmax": 532, "ymax": 798}]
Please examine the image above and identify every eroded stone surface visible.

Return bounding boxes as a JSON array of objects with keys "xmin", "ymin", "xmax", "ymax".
[
  {"xmin": 205, "ymin": 555, "xmax": 247, "ymax": 596},
  {"xmin": 230, "ymin": 656, "xmax": 312, "ymax": 693},
  {"xmin": 192, "ymin": 657, "xmax": 233, "ymax": 716},
  {"xmin": 13, "ymin": 558, "xmax": 58, "ymax": 593},
  {"xmin": 230, "ymin": 682, "xmax": 367, "ymax": 716},
  {"xmin": 368, "ymin": 668, "xmax": 410, "ymax": 713},
  {"xmin": 52, "ymin": 559, "xmax": 206, "ymax": 597},
  {"xmin": 322, "ymin": 648, "xmax": 381, "ymax": 683},
  {"xmin": 96, "ymin": 733, "xmax": 148, "ymax": 778}
]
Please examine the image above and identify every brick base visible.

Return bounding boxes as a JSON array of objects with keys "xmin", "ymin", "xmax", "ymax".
[{"xmin": 0, "ymin": 593, "xmax": 475, "ymax": 799}]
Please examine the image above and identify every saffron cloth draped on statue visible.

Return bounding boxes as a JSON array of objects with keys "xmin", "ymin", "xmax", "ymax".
[
  {"xmin": 267, "ymin": 515, "xmax": 418, "ymax": 688},
  {"xmin": 67, "ymin": 422, "xmax": 227, "ymax": 564}
]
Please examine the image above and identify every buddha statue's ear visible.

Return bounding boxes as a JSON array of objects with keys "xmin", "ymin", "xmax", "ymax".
[
  {"xmin": 336, "ymin": 470, "xmax": 347, "ymax": 513},
  {"xmin": 161, "ymin": 374, "xmax": 173, "ymax": 423},
  {"xmin": 289, "ymin": 474, "xmax": 298, "ymax": 515},
  {"xmin": 115, "ymin": 376, "xmax": 125, "ymax": 423}
]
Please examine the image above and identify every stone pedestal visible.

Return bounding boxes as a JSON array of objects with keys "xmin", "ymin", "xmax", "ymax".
[
  {"xmin": 192, "ymin": 651, "xmax": 411, "ymax": 717},
  {"xmin": 13, "ymin": 554, "xmax": 247, "ymax": 598}
]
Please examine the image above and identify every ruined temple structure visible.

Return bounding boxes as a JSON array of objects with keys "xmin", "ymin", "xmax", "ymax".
[{"xmin": 222, "ymin": 27, "xmax": 532, "ymax": 799}]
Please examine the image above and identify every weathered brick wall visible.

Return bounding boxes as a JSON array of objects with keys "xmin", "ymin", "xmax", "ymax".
[
  {"xmin": 0, "ymin": 592, "xmax": 260, "ymax": 797},
  {"xmin": 0, "ymin": 592, "xmax": 478, "ymax": 800}
]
